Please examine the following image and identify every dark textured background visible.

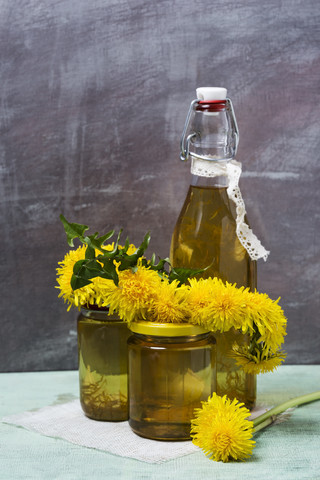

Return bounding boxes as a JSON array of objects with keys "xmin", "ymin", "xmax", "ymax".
[{"xmin": 1, "ymin": 0, "xmax": 319, "ymax": 371}]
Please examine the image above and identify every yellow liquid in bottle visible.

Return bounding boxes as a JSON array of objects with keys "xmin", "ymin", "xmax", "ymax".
[{"xmin": 170, "ymin": 184, "xmax": 257, "ymax": 408}]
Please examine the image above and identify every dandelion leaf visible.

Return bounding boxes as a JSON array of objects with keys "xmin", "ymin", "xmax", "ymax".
[{"xmin": 60, "ymin": 215, "xmax": 89, "ymax": 247}]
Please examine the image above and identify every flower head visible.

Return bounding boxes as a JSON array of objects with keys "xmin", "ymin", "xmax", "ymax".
[
  {"xmin": 231, "ymin": 344, "xmax": 287, "ymax": 374},
  {"xmin": 186, "ymin": 277, "xmax": 217, "ymax": 325},
  {"xmin": 188, "ymin": 278, "xmax": 249, "ymax": 332},
  {"xmin": 191, "ymin": 393, "xmax": 255, "ymax": 462},
  {"xmin": 56, "ymin": 245, "xmax": 96, "ymax": 310},
  {"xmin": 56, "ymin": 243, "xmax": 136, "ymax": 310},
  {"xmin": 242, "ymin": 291, "xmax": 287, "ymax": 350},
  {"xmin": 102, "ymin": 265, "xmax": 162, "ymax": 323},
  {"xmin": 148, "ymin": 279, "xmax": 189, "ymax": 323}
]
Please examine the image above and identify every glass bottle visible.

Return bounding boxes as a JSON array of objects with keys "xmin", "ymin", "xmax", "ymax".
[
  {"xmin": 77, "ymin": 308, "xmax": 130, "ymax": 421},
  {"xmin": 170, "ymin": 87, "xmax": 257, "ymax": 409},
  {"xmin": 128, "ymin": 321, "xmax": 216, "ymax": 440}
]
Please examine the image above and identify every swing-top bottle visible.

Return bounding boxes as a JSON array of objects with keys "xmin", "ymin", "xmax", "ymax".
[{"xmin": 170, "ymin": 87, "xmax": 268, "ymax": 408}]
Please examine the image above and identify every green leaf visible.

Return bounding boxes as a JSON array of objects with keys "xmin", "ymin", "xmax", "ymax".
[
  {"xmin": 85, "ymin": 244, "xmax": 95, "ymax": 260},
  {"xmin": 123, "ymin": 237, "xmax": 130, "ymax": 253},
  {"xmin": 117, "ymin": 232, "xmax": 151, "ymax": 270},
  {"xmin": 92, "ymin": 229, "xmax": 123, "ymax": 258},
  {"xmin": 60, "ymin": 215, "xmax": 89, "ymax": 247},
  {"xmin": 117, "ymin": 254, "xmax": 137, "ymax": 271},
  {"xmin": 151, "ymin": 257, "xmax": 171, "ymax": 271},
  {"xmin": 135, "ymin": 232, "xmax": 151, "ymax": 258},
  {"xmin": 71, "ymin": 275, "xmax": 93, "ymax": 290},
  {"xmin": 71, "ymin": 259, "xmax": 106, "ymax": 291},
  {"xmin": 100, "ymin": 230, "xmax": 117, "ymax": 244},
  {"xmin": 97, "ymin": 258, "xmax": 119, "ymax": 285},
  {"xmin": 73, "ymin": 259, "xmax": 103, "ymax": 277},
  {"xmin": 84, "ymin": 230, "xmax": 115, "ymax": 253},
  {"xmin": 169, "ymin": 266, "xmax": 206, "ymax": 285},
  {"xmin": 71, "ymin": 255, "xmax": 119, "ymax": 290}
]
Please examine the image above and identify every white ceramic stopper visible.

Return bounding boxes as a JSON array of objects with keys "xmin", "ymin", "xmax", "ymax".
[{"xmin": 196, "ymin": 87, "xmax": 227, "ymax": 101}]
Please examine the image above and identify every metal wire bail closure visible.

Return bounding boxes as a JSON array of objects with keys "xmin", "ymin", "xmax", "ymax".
[{"xmin": 180, "ymin": 98, "xmax": 240, "ymax": 162}]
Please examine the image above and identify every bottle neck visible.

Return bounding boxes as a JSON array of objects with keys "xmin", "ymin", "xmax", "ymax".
[
  {"xmin": 190, "ymin": 159, "xmax": 230, "ymax": 188},
  {"xmin": 191, "ymin": 174, "xmax": 229, "ymax": 188},
  {"xmin": 189, "ymin": 156, "xmax": 233, "ymax": 188}
]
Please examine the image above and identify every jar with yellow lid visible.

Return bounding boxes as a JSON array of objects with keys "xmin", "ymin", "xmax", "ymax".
[{"xmin": 128, "ymin": 321, "xmax": 216, "ymax": 440}]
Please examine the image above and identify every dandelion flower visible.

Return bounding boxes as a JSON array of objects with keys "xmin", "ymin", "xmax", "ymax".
[
  {"xmin": 243, "ymin": 291, "xmax": 287, "ymax": 350},
  {"xmin": 191, "ymin": 393, "xmax": 255, "ymax": 462},
  {"xmin": 148, "ymin": 279, "xmax": 189, "ymax": 323},
  {"xmin": 186, "ymin": 277, "xmax": 217, "ymax": 325},
  {"xmin": 192, "ymin": 392, "xmax": 320, "ymax": 463},
  {"xmin": 201, "ymin": 280, "xmax": 249, "ymax": 332},
  {"xmin": 56, "ymin": 243, "xmax": 137, "ymax": 310},
  {"xmin": 102, "ymin": 265, "xmax": 162, "ymax": 323},
  {"xmin": 231, "ymin": 344, "xmax": 287, "ymax": 374},
  {"xmin": 56, "ymin": 245, "xmax": 96, "ymax": 309}
]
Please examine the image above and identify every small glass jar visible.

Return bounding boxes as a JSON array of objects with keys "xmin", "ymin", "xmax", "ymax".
[
  {"xmin": 128, "ymin": 322, "xmax": 216, "ymax": 440},
  {"xmin": 77, "ymin": 308, "xmax": 130, "ymax": 421}
]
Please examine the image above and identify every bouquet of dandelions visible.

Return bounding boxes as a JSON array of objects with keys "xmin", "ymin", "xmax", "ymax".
[
  {"xmin": 57, "ymin": 216, "xmax": 320, "ymax": 462},
  {"xmin": 57, "ymin": 216, "xmax": 286, "ymax": 375}
]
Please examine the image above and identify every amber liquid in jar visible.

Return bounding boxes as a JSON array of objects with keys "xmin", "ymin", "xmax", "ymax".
[
  {"xmin": 77, "ymin": 309, "xmax": 130, "ymax": 421},
  {"xmin": 128, "ymin": 329, "xmax": 216, "ymax": 440},
  {"xmin": 170, "ymin": 183, "xmax": 257, "ymax": 409}
]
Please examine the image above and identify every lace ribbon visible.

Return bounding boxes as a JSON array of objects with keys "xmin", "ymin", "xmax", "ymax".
[{"xmin": 191, "ymin": 157, "xmax": 269, "ymax": 261}]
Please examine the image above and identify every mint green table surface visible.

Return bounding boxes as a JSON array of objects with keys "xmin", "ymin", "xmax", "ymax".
[{"xmin": 1, "ymin": 366, "xmax": 319, "ymax": 480}]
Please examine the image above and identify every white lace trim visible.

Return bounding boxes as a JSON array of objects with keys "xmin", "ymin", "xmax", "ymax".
[
  {"xmin": 190, "ymin": 156, "xmax": 228, "ymax": 177},
  {"xmin": 191, "ymin": 157, "xmax": 270, "ymax": 261}
]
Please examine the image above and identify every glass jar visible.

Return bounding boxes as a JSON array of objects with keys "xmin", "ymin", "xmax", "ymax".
[
  {"xmin": 128, "ymin": 322, "xmax": 216, "ymax": 440},
  {"xmin": 77, "ymin": 308, "xmax": 130, "ymax": 421}
]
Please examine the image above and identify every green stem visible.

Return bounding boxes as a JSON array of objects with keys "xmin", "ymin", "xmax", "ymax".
[
  {"xmin": 253, "ymin": 416, "xmax": 276, "ymax": 433},
  {"xmin": 253, "ymin": 391, "xmax": 320, "ymax": 430},
  {"xmin": 247, "ymin": 325, "xmax": 263, "ymax": 357}
]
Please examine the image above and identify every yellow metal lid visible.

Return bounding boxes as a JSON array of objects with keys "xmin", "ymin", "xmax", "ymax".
[{"xmin": 129, "ymin": 321, "xmax": 209, "ymax": 337}]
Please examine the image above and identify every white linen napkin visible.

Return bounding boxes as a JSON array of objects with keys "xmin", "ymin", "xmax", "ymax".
[{"xmin": 2, "ymin": 400, "xmax": 269, "ymax": 464}]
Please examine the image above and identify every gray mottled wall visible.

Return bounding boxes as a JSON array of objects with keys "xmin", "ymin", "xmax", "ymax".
[{"xmin": 1, "ymin": 0, "xmax": 319, "ymax": 371}]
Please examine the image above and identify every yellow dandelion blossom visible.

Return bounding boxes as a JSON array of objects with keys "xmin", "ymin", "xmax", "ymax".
[
  {"xmin": 191, "ymin": 393, "xmax": 255, "ymax": 462},
  {"xmin": 243, "ymin": 291, "xmax": 287, "ymax": 350},
  {"xmin": 201, "ymin": 280, "xmax": 249, "ymax": 333},
  {"xmin": 102, "ymin": 265, "xmax": 162, "ymax": 323},
  {"xmin": 186, "ymin": 277, "xmax": 218, "ymax": 325},
  {"xmin": 231, "ymin": 344, "xmax": 287, "ymax": 374},
  {"xmin": 148, "ymin": 279, "xmax": 189, "ymax": 323},
  {"xmin": 56, "ymin": 243, "xmax": 137, "ymax": 310},
  {"xmin": 56, "ymin": 245, "xmax": 95, "ymax": 310},
  {"xmin": 89, "ymin": 277, "xmax": 117, "ymax": 308}
]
